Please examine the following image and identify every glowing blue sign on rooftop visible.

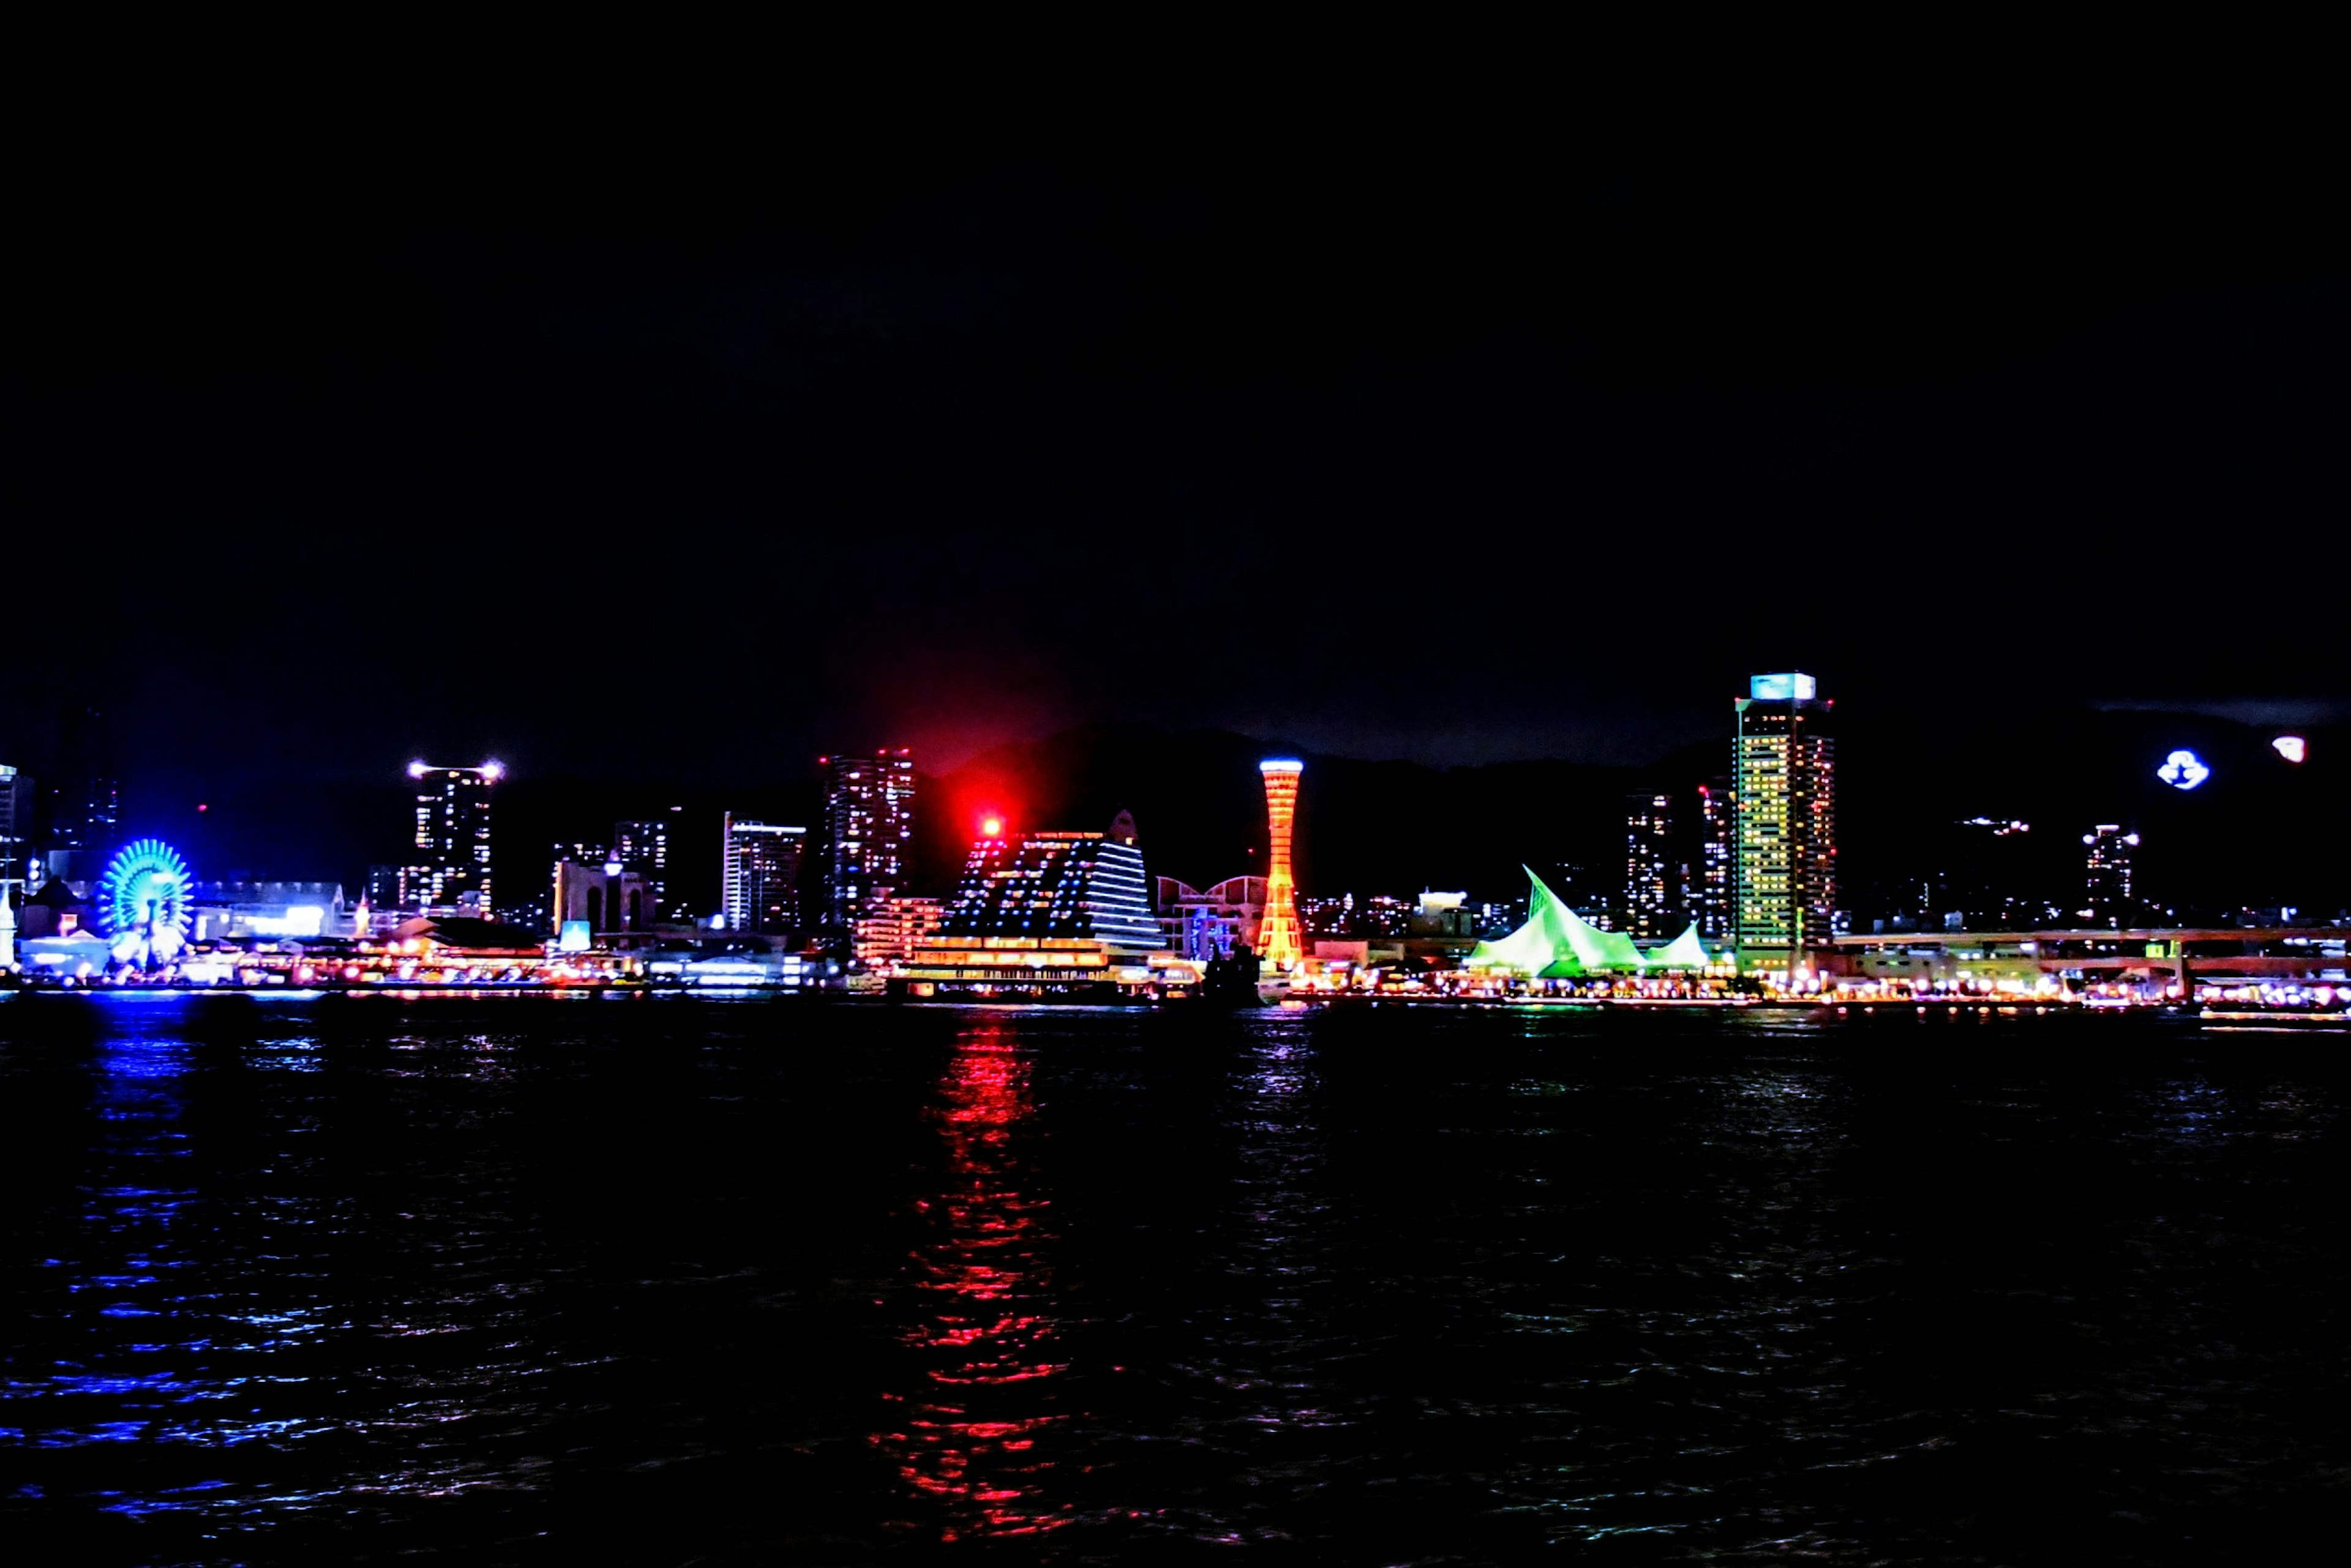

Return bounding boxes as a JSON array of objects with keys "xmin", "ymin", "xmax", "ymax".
[
  {"xmin": 2157, "ymin": 749, "xmax": 2211, "ymax": 790},
  {"xmin": 1750, "ymin": 672, "xmax": 1818, "ymax": 700}
]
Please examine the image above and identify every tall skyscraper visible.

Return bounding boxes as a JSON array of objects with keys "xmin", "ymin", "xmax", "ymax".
[
  {"xmin": 0, "ymin": 762, "xmax": 31, "ymax": 876},
  {"xmin": 1258, "ymin": 759, "xmax": 1303, "ymax": 970},
  {"xmin": 822, "ymin": 749, "xmax": 916, "ymax": 938},
  {"xmin": 1733, "ymin": 673, "xmax": 1836, "ymax": 966},
  {"xmin": 2082, "ymin": 823, "xmax": 2139, "ymax": 925},
  {"xmin": 41, "ymin": 705, "xmax": 118, "ymax": 884},
  {"xmin": 1694, "ymin": 779, "xmax": 1734, "ymax": 939},
  {"xmin": 399, "ymin": 760, "xmax": 503, "ymax": 918},
  {"xmin": 613, "ymin": 811, "xmax": 680, "ymax": 919},
  {"xmin": 1624, "ymin": 791, "xmax": 1676, "ymax": 939},
  {"xmin": 723, "ymin": 816, "xmax": 807, "ymax": 936}
]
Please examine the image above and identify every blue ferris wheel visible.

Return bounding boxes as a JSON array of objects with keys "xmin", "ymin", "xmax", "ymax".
[{"xmin": 99, "ymin": 838, "xmax": 193, "ymax": 969}]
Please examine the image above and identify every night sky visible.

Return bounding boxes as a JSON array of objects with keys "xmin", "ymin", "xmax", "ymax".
[{"xmin": 6, "ymin": 133, "xmax": 2346, "ymax": 812}]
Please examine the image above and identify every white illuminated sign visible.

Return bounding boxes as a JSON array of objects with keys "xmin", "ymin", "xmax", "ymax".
[
  {"xmin": 247, "ymin": 906, "xmax": 326, "ymax": 937},
  {"xmin": 2157, "ymin": 749, "xmax": 2211, "ymax": 790}
]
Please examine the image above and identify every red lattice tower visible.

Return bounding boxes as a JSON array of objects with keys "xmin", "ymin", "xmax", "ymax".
[{"xmin": 1258, "ymin": 760, "xmax": 1303, "ymax": 970}]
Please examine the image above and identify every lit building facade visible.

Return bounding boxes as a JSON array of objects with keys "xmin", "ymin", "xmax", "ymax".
[
  {"xmin": 613, "ymin": 812, "xmax": 680, "ymax": 920},
  {"xmin": 898, "ymin": 824, "xmax": 1164, "ymax": 989},
  {"xmin": 555, "ymin": 858, "xmax": 659, "ymax": 934},
  {"xmin": 399, "ymin": 760, "xmax": 503, "ymax": 917},
  {"xmin": 1733, "ymin": 674, "xmax": 1835, "ymax": 967},
  {"xmin": 1694, "ymin": 779, "xmax": 1734, "ymax": 939},
  {"xmin": 1258, "ymin": 759, "xmax": 1303, "ymax": 970},
  {"xmin": 189, "ymin": 881, "xmax": 355, "ymax": 942},
  {"xmin": 1155, "ymin": 874, "xmax": 1266, "ymax": 961},
  {"xmin": 822, "ymin": 748, "xmax": 917, "ymax": 938},
  {"xmin": 2083, "ymin": 823, "xmax": 2140, "ymax": 925},
  {"xmin": 722, "ymin": 816, "xmax": 806, "ymax": 936},
  {"xmin": 0, "ymin": 763, "xmax": 29, "ymax": 875},
  {"xmin": 39, "ymin": 707, "xmax": 119, "ymax": 887},
  {"xmin": 852, "ymin": 892, "xmax": 945, "ymax": 971},
  {"xmin": 1299, "ymin": 891, "xmax": 1353, "ymax": 937},
  {"xmin": 1624, "ymin": 791, "xmax": 1676, "ymax": 940}
]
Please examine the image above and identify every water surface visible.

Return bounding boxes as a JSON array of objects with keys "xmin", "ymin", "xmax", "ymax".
[{"xmin": 2, "ymin": 996, "xmax": 2345, "ymax": 1563}]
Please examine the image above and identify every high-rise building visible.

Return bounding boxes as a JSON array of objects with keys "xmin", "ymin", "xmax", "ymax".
[
  {"xmin": 1258, "ymin": 759, "xmax": 1303, "ymax": 970},
  {"xmin": 399, "ymin": 760, "xmax": 503, "ymax": 917},
  {"xmin": 0, "ymin": 763, "xmax": 31, "ymax": 875},
  {"xmin": 2082, "ymin": 824, "xmax": 2140, "ymax": 925},
  {"xmin": 1298, "ymin": 891, "xmax": 1353, "ymax": 937},
  {"xmin": 1693, "ymin": 779, "xmax": 1734, "ymax": 939},
  {"xmin": 40, "ymin": 705, "xmax": 118, "ymax": 885},
  {"xmin": 822, "ymin": 749, "xmax": 917, "ymax": 938},
  {"xmin": 1360, "ymin": 893, "xmax": 1413, "ymax": 937},
  {"xmin": 613, "ymin": 812, "xmax": 680, "ymax": 920},
  {"xmin": 1624, "ymin": 791, "xmax": 1676, "ymax": 939},
  {"xmin": 722, "ymin": 816, "xmax": 806, "ymax": 936},
  {"xmin": 1733, "ymin": 673, "xmax": 1836, "ymax": 967}
]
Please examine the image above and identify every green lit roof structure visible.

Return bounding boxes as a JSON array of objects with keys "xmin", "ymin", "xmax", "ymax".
[{"xmin": 1466, "ymin": 866, "xmax": 1711, "ymax": 977}]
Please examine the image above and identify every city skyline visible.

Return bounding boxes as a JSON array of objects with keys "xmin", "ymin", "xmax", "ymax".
[
  {"xmin": 4, "ymin": 696, "xmax": 2344, "ymax": 932},
  {"xmin": 10, "ymin": 97, "xmax": 2350, "ymax": 1564}
]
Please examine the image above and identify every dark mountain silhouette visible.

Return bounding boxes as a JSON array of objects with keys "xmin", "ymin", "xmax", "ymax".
[
  {"xmin": 104, "ymin": 708, "xmax": 2350, "ymax": 927},
  {"xmin": 920, "ymin": 723, "xmax": 1635, "ymax": 902},
  {"xmin": 923, "ymin": 711, "xmax": 2351, "ymax": 921}
]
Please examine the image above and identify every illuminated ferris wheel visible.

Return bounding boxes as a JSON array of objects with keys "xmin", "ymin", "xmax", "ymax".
[{"xmin": 99, "ymin": 838, "xmax": 193, "ymax": 969}]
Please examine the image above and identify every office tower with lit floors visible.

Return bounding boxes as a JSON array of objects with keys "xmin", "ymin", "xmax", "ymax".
[
  {"xmin": 2083, "ymin": 824, "xmax": 2140, "ymax": 925},
  {"xmin": 1258, "ymin": 759, "xmax": 1303, "ymax": 970},
  {"xmin": 822, "ymin": 749, "xmax": 916, "ymax": 940},
  {"xmin": 613, "ymin": 812, "xmax": 680, "ymax": 920},
  {"xmin": 399, "ymin": 760, "xmax": 503, "ymax": 917},
  {"xmin": 0, "ymin": 763, "xmax": 31, "ymax": 874},
  {"xmin": 1733, "ymin": 674, "xmax": 1835, "ymax": 972},
  {"xmin": 40, "ymin": 705, "xmax": 119, "ymax": 887},
  {"xmin": 723, "ymin": 816, "xmax": 807, "ymax": 936},
  {"xmin": 1694, "ymin": 779, "xmax": 1734, "ymax": 939},
  {"xmin": 1624, "ymin": 792, "xmax": 1676, "ymax": 939}
]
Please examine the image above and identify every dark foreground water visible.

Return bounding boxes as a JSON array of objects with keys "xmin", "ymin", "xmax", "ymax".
[{"xmin": 2, "ymin": 996, "xmax": 2347, "ymax": 1565}]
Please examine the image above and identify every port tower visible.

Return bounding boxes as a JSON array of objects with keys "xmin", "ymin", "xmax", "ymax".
[{"xmin": 1258, "ymin": 760, "xmax": 1303, "ymax": 971}]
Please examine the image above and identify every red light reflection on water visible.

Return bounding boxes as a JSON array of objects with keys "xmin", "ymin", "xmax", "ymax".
[{"xmin": 872, "ymin": 1022, "xmax": 1076, "ymax": 1540}]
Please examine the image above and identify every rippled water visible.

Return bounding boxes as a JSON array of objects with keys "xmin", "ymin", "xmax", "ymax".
[{"xmin": 2, "ymin": 995, "xmax": 2346, "ymax": 1564}]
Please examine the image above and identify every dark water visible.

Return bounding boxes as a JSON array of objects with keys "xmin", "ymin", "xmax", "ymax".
[{"xmin": 2, "ymin": 996, "xmax": 2347, "ymax": 1565}]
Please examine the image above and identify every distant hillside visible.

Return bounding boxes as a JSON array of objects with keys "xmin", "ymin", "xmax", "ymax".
[
  {"xmin": 921, "ymin": 723, "xmax": 1635, "ymax": 901},
  {"xmin": 114, "ymin": 706, "xmax": 2351, "ymax": 925},
  {"xmin": 921, "ymin": 711, "xmax": 2351, "ymax": 919}
]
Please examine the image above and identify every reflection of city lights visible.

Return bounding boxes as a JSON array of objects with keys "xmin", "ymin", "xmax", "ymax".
[
  {"xmin": 2274, "ymin": 735, "xmax": 2308, "ymax": 764},
  {"xmin": 872, "ymin": 1024, "xmax": 1076, "ymax": 1542},
  {"xmin": 2157, "ymin": 749, "xmax": 2211, "ymax": 790}
]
